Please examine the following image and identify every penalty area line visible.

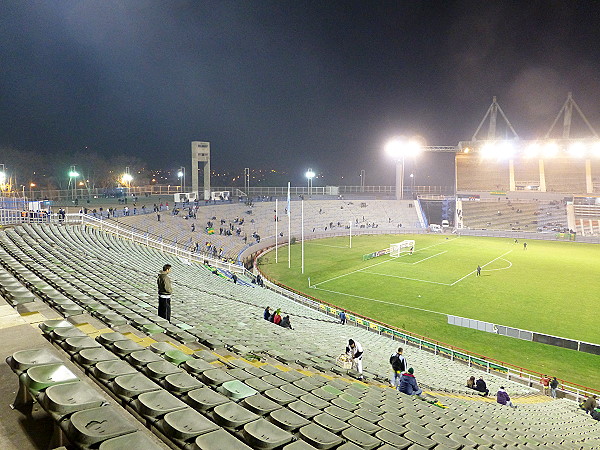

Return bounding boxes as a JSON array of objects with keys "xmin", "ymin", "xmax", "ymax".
[
  {"xmin": 311, "ymin": 237, "xmax": 460, "ymax": 288},
  {"xmin": 449, "ymin": 250, "xmax": 513, "ymax": 286},
  {"xmin": 360, "ymin": 271, "xmax": 451, "ymax": 286},
  {"xmin": 311, "ymin": 286, "xmax": 447, "ymax": 316}
]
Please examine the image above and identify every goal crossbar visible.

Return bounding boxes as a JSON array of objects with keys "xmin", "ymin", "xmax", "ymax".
[{"xmin": 390, "ymin": 240, "xmax": 415, "ymax": 257}]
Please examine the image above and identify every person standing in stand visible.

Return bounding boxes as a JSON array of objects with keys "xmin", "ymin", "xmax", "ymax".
[
  {"xmin": 346, "ymin": 339, "xmax": 364, "ymax": 379},
  {"xmin": 389, "ymin": 347, "xmax": 407, "ymax": 390},
  {"xmin": 157, "ymin": 264, "xmax": 173, "ymax": 321}
]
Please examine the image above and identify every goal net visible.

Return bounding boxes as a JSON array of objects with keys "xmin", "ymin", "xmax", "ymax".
[{"xmin": 390, "ymin": 240, "xmax": 415, "ymax": 258}]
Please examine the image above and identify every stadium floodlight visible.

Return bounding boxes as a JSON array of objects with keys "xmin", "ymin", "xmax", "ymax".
[
  {"xmin": 524, "ymin": 142, "xmax": 540, "ymax": 159},
  {"xmin": 0, "ymin": 164, "xmax": 6, "ymax": 185},
  {"xmin": 68, "ymin": 170, "xmax": 80, "ymax": 178},
  {"xmin": 568, "ymin": 142, "xmax": 586, "ymax": 158},
  {"xmin": 386, "ymin": 137, "xmax": 423, "ymax": 200},
  {"xmin": 306, "ymin": 168, "xmax": 315, "ymax": 196},
  {"xmin": 498, "ymin": 141, "xmax": 515, "ymax": 160},
  {"xmin": 121, "ymin": 173, "xmax": 133, "ymax": 183},
  {"xmin": 543, "ymin": 141, "xmax": 559, "ymax": 158},
  {"xmin": 480, "ymin": 142, "xmax": 496, "ymax": 159},
  {"xmin": 177, "ymin": 166, "xmax": 186, "ymax": 192}
]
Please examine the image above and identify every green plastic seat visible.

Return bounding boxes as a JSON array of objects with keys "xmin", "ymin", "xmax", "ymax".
[
  {"xmin": 193, "ymin": 429, "xmax": 252, "ymax": 450},
  {"xmin": 112, "ymin": 373, "xmax": 162, "ymax": 399},
  {"xmin": 185, "ymin": 387, "xmax": 230, "ymax": 412},
  {"xmin": 201, "ymin": 368, "xmax": 236, "ymax": 386},
  {"xmin": 298, "ymin": 423, "xmax": 343, "ymax": 449},
  {"xmin": 348, "ymin": 416, "xmax": 381, "ymax": 434},
  {"xmin": 288, "ymin": 400, "xmax": 321, "ymax": 419},
  {"xmin": 163, "ymin": 372, "xmax": 204, "ymax": 394},
  {"xmin": 7, "ymin": 348, "xmax": 62, "ymax": 373},
  {"xmin": 142, "ymin": 323, "xmax": 165, "ymax": 335},
  {"xmin": 323, "ymin": 405, "xmax": 354, "ymax": 421},
  {"xmin": 51, "ymin": 327, "xmax": 87, "ymax": 342},
  {"xmin": 66, "ymin": 406, "xmax": 137, "ymax": 446},
  {"xmin": 98, "ymin": 431, "xmax": 165, "ymax": 449},
  {"xmin": 62, "ymin": 336, "xmax": 103, "ymax": 354},
  {"xmin": 41, "ymin": 380, "xmax": 106, "ymax": 416},
  {"xmin": 314, "ymin": 413, "xmax": 350, "ymax": 434},
  {"xmin": 261, "ymin": 374, "xmax": 287, "ymax": 388},
  {"xmin": 93, "ymin": 360, "xmax": 138, "ymax": 381},
  {"xmin": 275, "ymin": 370, "xmax": 304, "ymax": 383},
  {"xmin": 144, "ymin": 360, "xmax": 182, "ymax": 380},
  {"xmin": 161, "ymin": 407, "xmax": 219, "ymax": 440},
  {"xmin": 269, "ymin": 407, "xmax": 310, "ymax": 432},
  {"xmin": 182, "ymin": 358, "xmax": 214, "ymax": 374},
  {"xmin": 96, "ymin": 332, "xmax": 128, "ymax": 347},
  {"xmin": 342, "ymin": 426, "xmax": 381, "ymax": 450},
  {"xmin": 280, "ymin": 383, "xmax": 308, "ymax": 398},
  {"xmin": 241, "ymin": 394, "xmax": 281, "ymax": 415},
  {"xmin": 299, "ymin": 393, "xmax": 329, "ymax": 410},
  {"xmin": 243, "ymin": 418, "xmax": 294, "ymax": 449},
  {"xmin": 164, "ymin": 349, "xmax": 194, "ymax": 366},
  {"xmin": 25, "ymin": 363, "xmax": 79, "ymax": 392},
  {"xmin": 212, "ymin": 402, "xmax": 259, "ymax": 429},
  {"xmin": 112, "ymin": 340, "xmax": 144, "ymax": 356},
  {"xmin": 218, "ymin": 380, "xmax": 257, "ymax": 401},
  {"xmin": 331, "ymin": 397, "xmax": 360, "ymax": 411},
  {"xmin": 75, "ymin": 348, "xmax": 119, "ymax": 367},
  {"xmin": 133, "ymin": 390, "xmax": 188, "ymax": 419},
  {"xmin": 126, "ymin": 349, "xmax": 164, "ymax": 368}
]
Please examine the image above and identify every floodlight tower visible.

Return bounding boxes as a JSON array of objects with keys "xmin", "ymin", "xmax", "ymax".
[
  {"xmin": 177, "ymin": 166, "xmax": 186, "ymax": 192},
  {"xmin": 385, "ymin": 138, "xmax": 422, "ymax": 200},
  {"xmin": 305, "ymin": 169, "xmax": 315, "ymax": 197},
  {"xmin": 122, "ymin": 167, "xmax": 133, "ymax": 196},
  {"xmin": 68, "ymin": 165, "xmax": 80, "ymax": 199}
]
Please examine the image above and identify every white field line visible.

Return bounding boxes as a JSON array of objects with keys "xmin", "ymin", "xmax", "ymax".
[
  {"xmin": 312, "ymin": 237, "xmax": 460, "ymax": 287},
  {"xmin": 449, "ymin": 250, "xmax": 513, "ymax": 286},
  {"xmin": 483, "ymin": 258, "xmax": 512, "ymax": 272},
  {"xmin": 360, "ymin": 271, "xmax": 451, "ymax": 286},
  {"xmin": 311, "ymin": 285, "xmax": 447, "ymax": 316},
  {"xmin": 411, "ymin": 250, "xmax": 447, "ymax": 265},
  {"xmin": 306, "ymin": 242, "xmax": 349, "ymax": 249}
]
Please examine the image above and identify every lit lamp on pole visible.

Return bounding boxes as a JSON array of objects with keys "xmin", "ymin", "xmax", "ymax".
[
  {"xmin": 122, "ymin": 167, "xmax": 133, "ymax": 196},
  {"xmin": 0, "ymin": 164, "xmax": 6, "ymax": 194},
  {"xmin": 305, "ymin": 169, "xmax": 315, "ymax": 197},
  {"xmin": 177, "ymin": 167, "xmax": 186, "ymax": 192},
  {"xmin": 68, "ymin": 166, "xmax": 80, "ymax": 199},
  {"xmin": 385, "ymin": 137, "xmax": 422, "ymax": 200}
]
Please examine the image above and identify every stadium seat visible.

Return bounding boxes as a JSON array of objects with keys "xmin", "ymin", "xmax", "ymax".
[
  {"xmin": 242, "ymin": 418, "xmax": 294, "ymax": 449},
  {"xmin": 65, "ymin": 406, "xmax": 138, "ymax": 447},
  {"xmin": 298, "ymin": 423, "xmax": 343, "ymax": 449}
]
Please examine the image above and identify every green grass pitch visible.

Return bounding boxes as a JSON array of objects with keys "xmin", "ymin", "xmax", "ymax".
[{"xmin": 258, "ymin": 234, "xmax": 600, "ymax": 390}]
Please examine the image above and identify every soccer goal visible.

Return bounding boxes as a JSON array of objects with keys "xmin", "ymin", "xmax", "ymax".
[{"xmin": 390, "ymin": 240, "xmax": 415, "ymax": 257}]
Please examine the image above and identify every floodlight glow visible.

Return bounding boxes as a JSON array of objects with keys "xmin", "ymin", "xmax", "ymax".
[
  {"xmin": 406, "ymin": 139, "xmax": 422, "ymax": 156},
  {"xmin": 593, "ymin": 141, "xmax": 600, "ymax": 157},
  {"xmin": 385, "ymin": 139, "xmax": 404, "ymax": 159},
  {"xmin": 122, "ymin": 173, "xmax": 133, "ymax": 183},
  {"xmin": 68, "ymin": 171, "xmax": 79, "ymax": 177},
  {"xmin": 543, "ymin": 142, "xmax": 559, "ymax": 158},
  {"xmin": 524, "ymin": 142, "xmax": 540, "ymax": 158},
  {"xmin": 498, "ymin": 141, "xmax": 515, "ymax": 160},
  {"xmin": 177, "ymin": 170, "xmax": 184, "ymax": 178},
  {"xmin": 480, "ymin": 142, "xmax": 496, "ymax": 159},
  {"xmin": 305, "ymin": 169, "xmax": 315, "ymax": 180},
  {"xmin": 0, "ymin": 172, "xmax": 5, "ymax": 184},
  {"xmin": 568, "ymin": 142, "xmax": 586, "ymax": 158}
]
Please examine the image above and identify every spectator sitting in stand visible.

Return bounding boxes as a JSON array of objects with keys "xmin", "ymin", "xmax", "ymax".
[
  {"xmin": 398, "ymin": 368, "xmax": 423, "ymax": 396},
  {"xmin": 496, "ymin": 386, "xmax": 517, "ymax": 408},
  {"xmin": 466, "ymin": 376, "xmax": 476, "ymax": 390},
  {"xmin": 279, "ymin": 315, "xmax": 293, "ymax": 329},
  {"xmin": 272, "ymin": 308, "xmax": 282, "ymax": 325},
  {"xmin": 263, "ymin": 306, "xmax": 271, "ymax": 320},
  {"xmin": 475, "ymin": 376, "xmax": 489, "ymax": 396},
  {"xmin": 582, "ymin": 395, "xmax": 597, "ymax": 414}
]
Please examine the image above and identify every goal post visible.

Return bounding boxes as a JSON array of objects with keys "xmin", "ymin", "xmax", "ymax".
[{"xmin": 390, "ymin": 240, "xmax": 415, "ymax": 257}]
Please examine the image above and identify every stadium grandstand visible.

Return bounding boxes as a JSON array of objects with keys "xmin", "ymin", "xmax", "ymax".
[{"xmin": 1, "ymin": 94, "xmax": 600, "ymax": 449}]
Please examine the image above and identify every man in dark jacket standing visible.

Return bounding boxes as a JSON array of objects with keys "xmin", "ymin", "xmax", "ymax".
[
  {"xmin": 157, "ymin": 264, "xmax": 173, "ymax": 321},
  {"xmin": 389, "ymin": 347, "xmax": 407, "ymax": 390}
]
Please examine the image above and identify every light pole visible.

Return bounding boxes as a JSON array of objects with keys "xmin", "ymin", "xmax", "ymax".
[
  {"xmin": 385, "ymin": 138, "xmax": 422, "ymax": 200},
  {"xmin": 410, "ymin": 173, "xmax": 415, "ymax": 196},
  {"xmin": 122, "ymin": 167, "xmax": 133, "ymax": 196},
  {"xmin": 305, "ymin": 169, "xmax": 315, "ymax": 197},
  {"xmin": 0, "ymin": 164, "xmax": 6, "ymax": 195},
  {"xmin": 360, "ymin": 169, "xmax": 365, "ymax": 192},
  {"xmin": 68, "ymin": 165, "xmax": 80, "ymax": 200},
  {"xmin": 177, "ymin": 167, "xmax": 186, "ymax": 192}
]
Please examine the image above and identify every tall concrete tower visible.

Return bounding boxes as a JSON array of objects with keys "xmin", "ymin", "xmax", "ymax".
[{"xmin": 191, "ymin": 141, "xmax": 210, "ymax": 200}]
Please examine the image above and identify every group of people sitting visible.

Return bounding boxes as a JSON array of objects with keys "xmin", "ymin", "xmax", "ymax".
[
  {"xmin": 468, "ymin": 376, "xmax": 517, "ymax": 408},
  {"xmin": 263, "ymin": 306, "xmax": 293, "ymax": 329}
]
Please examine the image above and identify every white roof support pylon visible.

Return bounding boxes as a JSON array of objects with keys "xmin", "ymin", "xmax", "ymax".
[
  {"xmin": 545, "ymin": 92, "xmax": 599, "ymax": 139},
  {"xmin": 471, "ymin": 96, "xmax": 519, "ymax": 141}
]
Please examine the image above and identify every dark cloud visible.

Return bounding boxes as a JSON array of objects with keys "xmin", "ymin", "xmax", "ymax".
[{"xmin": 1, "ymin": 0, "xmax": 599, "ymax": 186}]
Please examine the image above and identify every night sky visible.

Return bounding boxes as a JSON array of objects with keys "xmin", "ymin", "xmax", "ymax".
[{"xmin": 1, "ymin": 1, "xmax": 600, "ymax": 186}]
